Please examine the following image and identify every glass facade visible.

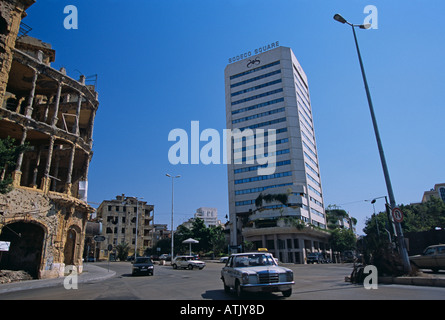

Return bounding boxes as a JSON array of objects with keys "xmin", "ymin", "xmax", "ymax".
[{"xmin": 225, "ymin": 46, "xmax": 328, "ymax": 253}]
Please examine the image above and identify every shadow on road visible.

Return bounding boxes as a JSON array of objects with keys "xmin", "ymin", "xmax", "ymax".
[{"xmin": 201, "ymin": 289, "xmax": 286, "ymax": 300}]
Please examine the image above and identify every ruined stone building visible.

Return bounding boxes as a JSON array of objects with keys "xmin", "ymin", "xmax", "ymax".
[
  {"xmin": 0, "ymin": 0, "xmax": 99, "ymax": 278},
  {"xmin": 95, "ymin": 195, "xmax": 154, "ymax": 260}
]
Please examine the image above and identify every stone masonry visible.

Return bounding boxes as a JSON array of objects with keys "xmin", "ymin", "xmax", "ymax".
[{"xmin": 0, "ymin": 0, "xmax": 99, "ymax": 279}]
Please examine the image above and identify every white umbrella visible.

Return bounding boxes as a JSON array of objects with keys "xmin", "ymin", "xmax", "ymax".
[{"xmin": 182, "ymin": 238, "xmax": 199, "ymax": 255}]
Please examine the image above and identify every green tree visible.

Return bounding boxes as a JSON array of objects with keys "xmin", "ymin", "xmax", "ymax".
[
  {"xmin": 361, "ymin": 199, "xmax": 445, "ymax": 275},
  {"xmin": 116, "ymin": 242, "xmax": 130, "ymax": 261},
  {"xmin": 209, "ymin": 225, "xmax": 227, "ymax": 255},
  {"xmin": 363, "ymin": 197, "xmax": 445, "ymax": 237},
  {"xmin": 400, "ymin": 197, "xmax": 445, "ymax": 232},
  {"xmin": 0, "ymin": 136, "xmax": 29, "ymax": 194},
  {"xmin": 329, "ymin": 228, "xmax": 356, "ymax": 253},
  {"xmin": 174, "ymin": 218, "xmax": 228, "ymax": 255},
  {"xmin": 174, "ymin": 218, "xmax": 210, "ymax": 253},
  {"xmin": 362, "ymin": 210, "xmax": 392, "ymax": 259}
]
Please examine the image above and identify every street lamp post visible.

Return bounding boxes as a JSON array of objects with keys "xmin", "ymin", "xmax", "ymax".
[
  {"xmin": 333, "ymin": 13, "xmax": 411, "ymax": 274},
  {"xmin": 166, "ymin": 173, "xmax": 180, "ymax": 262}
]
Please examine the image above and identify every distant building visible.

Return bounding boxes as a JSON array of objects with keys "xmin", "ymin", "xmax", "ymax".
[
  {"xmin": 95, "ymin": 194, "xmax": 154, "ymax": 259},
  {"xmin": 422, "ymin": 183, "xmax": 445, "ymax": 203},
  {"xmin": 152, "ymin": 224, "xmax": 170, "ymax": 244},
  {"xmin": 179, "ymin": 207, "xmax": 221, "ymax": 231},
  {"xmin": 194, "ymin": 207, "xmax": 221, "ymax": 227}
]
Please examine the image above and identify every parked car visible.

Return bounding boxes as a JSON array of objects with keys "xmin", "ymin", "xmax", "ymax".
[
  {"xmin": 150, "ymin": 255, "xmax": 159, "ymax": 261},
  {"xmin": 343, "ymin": 250, "xmax": 359, "ymax": 263},
  {"xmin": 307, "ymin": 252, "xmax": 325, "ymax": 264},
  {"xmin": 172, "ymin": 255, "xmax": 206, "ymax": 270},
  {"xmin": 221, "ymin": 252, "xmax": 294, "ymax": 298},
  {"xmin": 131, "ymin": 257, "xmax": 154, "ymax": 276},
  {"xmin": 219, "ymin": 256, "xmax": 229, "ymax": 263},
  {"xmin": 409, "ymin": 244, "xmax": 445, "ymax": 273},
  {"xmin": 159, "ymin": 254, "xmax": 171, "ymax": 261}
]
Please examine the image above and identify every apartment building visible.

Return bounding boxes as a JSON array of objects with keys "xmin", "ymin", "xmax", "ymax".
[{"xmin": 96, "ymin": 194, "xmax": 154, "ymax": 259}]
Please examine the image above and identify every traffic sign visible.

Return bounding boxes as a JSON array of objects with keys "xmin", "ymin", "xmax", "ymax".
[
  {"xmin": 392, "ymin": 207, "xmax": 404, "ymax": 223},
  {"xmin": 0, "ymin": 241, "xmax": 10, "ymax": 251},
  {"xmin": 93, "ymin": 235, "xmax": 106, "ymax": 242}
]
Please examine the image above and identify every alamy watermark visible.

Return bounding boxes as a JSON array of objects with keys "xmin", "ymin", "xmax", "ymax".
[
  {"xmin": 63, "ymin": 5, "xmax": 78, "ymax": 30},
  {"xmin": 168, "ymin": 121, "xmax": 277, "ymax": 175},
  {"xmin": 63, "ymin": 265, "xmax": 78, "ymax": 290},
  {"xmin": 363, "ymin": 265, "xmax": 378, "ymax": 290},
  {"xmin": 363, "ymin": 5, "xmax": 378, "ymax": 29}
]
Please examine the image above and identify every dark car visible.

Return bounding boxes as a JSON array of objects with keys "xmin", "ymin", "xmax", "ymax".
[
  {"xmin": 131, "ymin": 257, "xmax": 154, "ymax": 276},
  {"xmin": 307, "ymin": 252, "xmax": 325, "ymax": 264},
  {"xmin": 409, "ymin": 244, "xmax": 445, "ymax": 273}
]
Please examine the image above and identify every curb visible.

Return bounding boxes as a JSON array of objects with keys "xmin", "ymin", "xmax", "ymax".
[
  {"xmin": 379, "ymin": 276, "xmax": 445, "ymax": 288},
  {"xmin": 0, "ymin": 264, "xmax": 116, "ymax": 295}
]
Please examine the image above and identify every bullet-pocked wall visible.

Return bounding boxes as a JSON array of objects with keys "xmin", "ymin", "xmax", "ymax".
[{"xmin": 0, "ymin": 0, "xmax": 99, "ymax": 279}]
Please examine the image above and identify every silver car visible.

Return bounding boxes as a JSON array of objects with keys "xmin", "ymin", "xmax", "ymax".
[
  {"xmin": 221, "ymin": 252, "xmax": 294, "ymax": 297},
  {"xmin": 172, "ymin": 255, "xmax": 206, "ymax": 270},
  {"xmin": 409, "ymin": 244, "xmax": 445, "ymax": 273}
]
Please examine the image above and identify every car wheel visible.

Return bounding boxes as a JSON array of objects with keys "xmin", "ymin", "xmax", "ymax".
[
  {"xmin": 235, "ymin": 280, "xmax": 244, "ymax": 298},
  {"xmin": 172, "ymin": 264, "xmax": 177, "ymax": 269},
  {"xmin": 282, "ymin": 289, "xmax": 292, "ymax": 297},
  {"xmin": 188, "ymin": 264, "xmax": 194, "ymax": 270}
]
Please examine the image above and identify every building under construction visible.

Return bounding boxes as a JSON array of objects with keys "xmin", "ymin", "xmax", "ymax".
[{"xmin": 0, "ymin": 0, "xmax": 99, "ymax": 279}]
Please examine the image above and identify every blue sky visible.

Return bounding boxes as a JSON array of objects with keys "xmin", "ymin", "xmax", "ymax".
[{"xmin": 24, "ymin": 0, "xmax": 445, "ymax": 234}]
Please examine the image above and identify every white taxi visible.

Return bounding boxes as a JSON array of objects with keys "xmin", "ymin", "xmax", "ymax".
[{"xmin": 221, "ymin": 252, "xmax": 294, "ymax": 297}]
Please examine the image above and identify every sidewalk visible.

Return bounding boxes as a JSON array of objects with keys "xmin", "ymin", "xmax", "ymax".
[
  {"xmin": 0, "ymin": 263, "xmax": 116, "ymax": 295},
  {"xmin": 379, "ymin": 273, "xmax": 445, "ymax": 288}
]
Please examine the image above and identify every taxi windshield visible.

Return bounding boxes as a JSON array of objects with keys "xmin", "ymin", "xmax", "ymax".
[{"xmin": 233, "ymin": 254, "xmax": 276, "ymax": 268}]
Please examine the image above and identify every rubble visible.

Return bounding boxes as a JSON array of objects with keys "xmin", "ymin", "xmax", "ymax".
[{"xmin": 0, "ymin": 269, "xmax": 33, "ymax": 284}]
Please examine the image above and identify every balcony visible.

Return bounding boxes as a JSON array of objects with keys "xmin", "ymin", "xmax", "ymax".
[{"xmin": 242, "ymin": 216, "xmax": 329, "ymax": 238}]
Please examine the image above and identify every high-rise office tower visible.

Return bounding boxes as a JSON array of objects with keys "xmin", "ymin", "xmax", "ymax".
[{"xmin": 225, "ymin": 46, "xmax": 329, "ymax": 263}]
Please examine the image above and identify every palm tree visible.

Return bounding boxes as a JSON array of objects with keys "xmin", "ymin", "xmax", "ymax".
[{"xmin": 116, "ymin": 242, "xmax": 130, "ymax": 261}]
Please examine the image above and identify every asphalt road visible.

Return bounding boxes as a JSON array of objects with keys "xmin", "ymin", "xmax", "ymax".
[{"xmin": 0, "ymin": 261, "xmax": 444, "ymax": 300}]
